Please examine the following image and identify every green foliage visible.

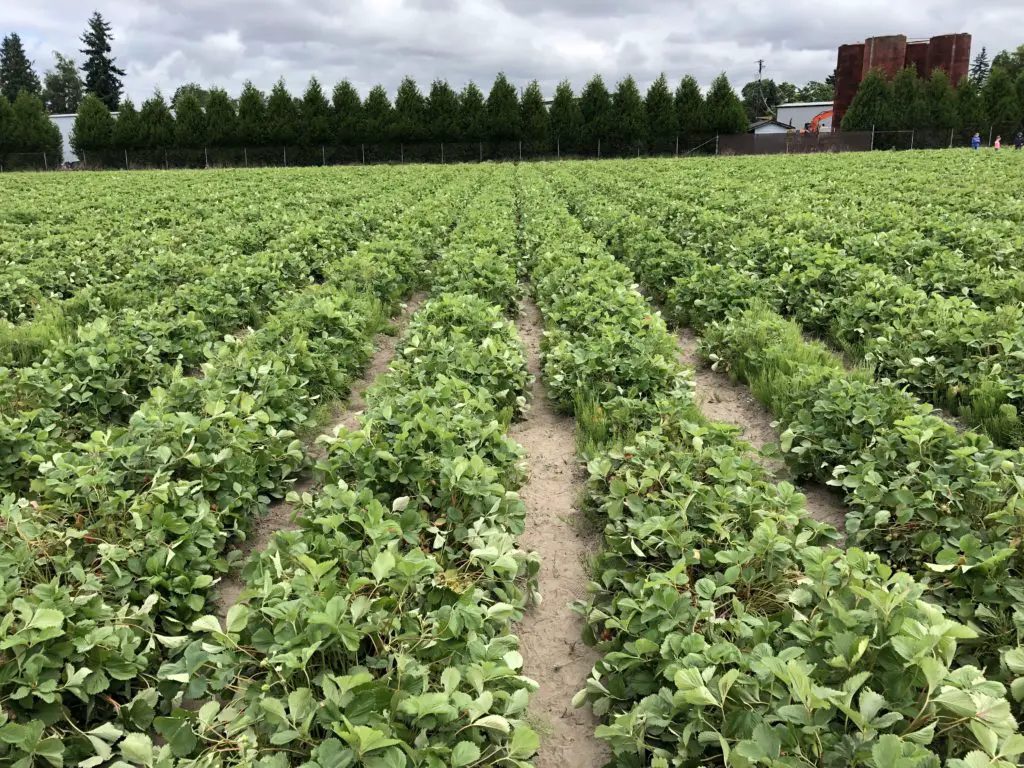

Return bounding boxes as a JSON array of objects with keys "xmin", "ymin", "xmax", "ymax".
[
  {"xmin": 548, "ymin": 79, "xmax": 582, "ymax": 151},
  {"xmin": 41, "ymin": 52, "xmax": 83, "ymax": 114},
  {"xmin": 0, "ymin": 33, "xmax": 41, "ymax": 103},
  {"xmin": 9, "ymin": 90, "xmax": 61, "ymax": 159},
  {"xmin": 520, "ymin": 80, "xmax": 548, "ymax": 145},
  {"xmin": 486, "ymin": 72, "xmax": 520, "ymax": 142},
  {"xmin": 0, "ymin": 95, "xmax": 15, "ymax": 155},
  {"xmin": 138, "ymin": 91, "xmax": 175, "ymax": 149},
  {"xmin": 611, "ymin": 75, "xmax": 646, "ymax": 147},
  {"xmin": 956, "ymin": 76, "xmax": 986, "ymax": 133},
  {"xmin": 458, "ymin": 81, "xmax": 486, "ymax": 142},
  {"xmin": 993, "ymin": 45, "xmax": 1024, "ymax": 82},
  {"xmin": 173, "ymin": 91, "xmax": 206, "ymax": 148},
  {"xmin": 971, "ymin": 46, "xmax": 991, "ymax": 86},
  {"xmin": 704, "ymin": 73, "xmax": 747, "ymax": 134},
  {"xmin": 112, "ymin": 98, "xmax": 140, "ymax": 149},
  {"xmin": 70, "ymin": 93, "xmax": 114, "ymax": 155},
  {"xmin": 741, "ymin": 77, "xmax": 781, "ymax": 120},
  {"xmin": 425, "ymin": 79, "xmax": 459, "ymax": 143},
  {"xmin": 170, "ymin": 83, "xmax": 210, "ymax": 110},
  {"xmin": 300, "ymin": 76, "xmax": 332, "ymax": 145},
  {"xmin": 204, "ymin": 87, "xmax": 237, "ymax": 146},
  {"xmin": 363, "ymin": 84, "xmax": 394, "ymax": 142},
  {"xmin": 266, "ymin": 78, "xmax": 299, "ymax": 145},
  {"xmin": 393, "ymin": 76, "xmax": 426, "ymax": 143},
  {"xmin": 645, "ymin": 73, "xmax": 677, "ymax": 138},
  {"xmin": 891, "ymin": 67, "xmax": 927, "ymax": 130},
  {"xmin": 798, "ymin": 79, "xmax": 835, "ymax": 101},
  {"xmin": 983, "ymin": 67, "xmax": 1022, "ymax": 135},
  {"xmin": 842, "ymin": 69, "xmax": 895, "ymax": 131},
  {"xmin": 78, "ymin": 11, "xmax": 125, "ymax": 110},
  {"xmin": 674, "ymin": 74, "xmax": 705, "ymax": 135},
  {"xmin": 924, "ymin": 69, "xmax": 958, "ymax": 130},
  {"xmin": 332, "ymin": 79, "xmax": 364, "ymax": 144},
  {"xmin": 236, "ymin": 80, "xmax": 267, "ymax": 145},
  {"xmin": 580, "ymin": 74, "xmax": 612, "ymax": 146}
]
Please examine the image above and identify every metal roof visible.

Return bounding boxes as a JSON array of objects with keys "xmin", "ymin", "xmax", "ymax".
[{"xmin": 777, "ymin": 101, "xmax": 833, "ymax": 109}]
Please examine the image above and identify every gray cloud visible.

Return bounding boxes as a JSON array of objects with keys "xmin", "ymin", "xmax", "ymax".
[{"xmin": 10, "ymin": 0, "xmax": 1022, "ymax": 102}]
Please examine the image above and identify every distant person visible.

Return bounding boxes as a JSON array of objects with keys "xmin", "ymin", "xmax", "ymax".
[
  {"xmin": 971, "ymin": 133, "xmax": 982, "ymax": 150},
  {"xmin": 995, "ymin": 135, "xmax": 1002, "ymax": 150},
  {"xmin": 1016, "ymin": 132, "xmax": 1023, "ymax": 150}
]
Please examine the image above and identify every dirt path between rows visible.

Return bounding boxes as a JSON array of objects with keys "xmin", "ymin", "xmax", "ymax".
[
  {"xmin": 677, "ymin": 329, "xmax": 847, "ymax": 535},
  {"xmin": 511, "ymin": 299, "xmax": 609, "ymax": 768},
  {"xmin": 215, "ymin": 294, "xmax": 424, "ymax": 616}
]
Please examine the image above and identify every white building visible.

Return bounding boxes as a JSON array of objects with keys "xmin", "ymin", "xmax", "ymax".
[
  {"xmin": 749, "ymin": 118, "xmax": 794, "ymax": 135},
  {"xmin": 49, "ymin": 111, "xmax": 119, "ymax": 163},
  {"xmin": 776, "ymin": 102, "xmax": 833, "ymax": 132}
]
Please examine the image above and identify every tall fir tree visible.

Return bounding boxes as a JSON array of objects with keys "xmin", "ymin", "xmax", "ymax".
[
  {"xmin": 205, "ymin": 88, "xmax": 237, "ymax": 146},
  {"xmin": 841, "ymin": 70, "xmax": 895, "ymax": 131},
  {"xmin": 70, "ymin": 93, "xmax": 114, "ymax": 156},
  {"xmin": 924, "ymin": 69, "xmax": 957, "ymax": 130},
  {"xmin": 0, "ymin": 34, "xmax": 41, "ymax": 103},
  {"xmin": 955, "ymin": 76, "xmax": 986, "ymax": 134},
  {"xmin": 548, "ymin": 79, "xmax": 582, "ymax": 152},
  {"xmin": 332, "ymin": 80, "xmax": 364, "ymax": 144},
  {"xmin": 393, "ymin": 76, "xmax": 426, "ymax": 143},
  {"xmin": 891, "ymin": 67, "xmax": 927, "ymax": 129},
  {"xmin": 300, "ymin": 77, "xmax": 332, "ymax": 145},
  {"xmin": 112, "ymin": 98, "xmax": 140, "ymax": 148},
  {"xmin": 458, "ymin": 81, "xmax": 486, "ymax": 142},
  {"xmin": 362, "ymin": 85, "xmax": 394, "ymax": 142},
  {"xmin": 138, "ymin": 91, "xmax": 174, "ymax": 149},
  {"xmin": 41, "ymin": 52, "xmax": 83, "ymax": 114},
  {"xmin": 982, "ymin": 67, "xmax": 1021, "ymax": 137},
  {"xmin": 674, "ymin": 75, "xmax": 705, "ymax": 136},
  {"xmin": 970, "ymin": 47, "xmax": 990, "ymax": 86},
  {"xmin": 611, "ymin": 75, "xmax": 646, "ymax": 148},
  {"xmin": 11, "ymin": 90, "xmax": 61, "ymax": 158},
  {"xmin": 704, "ymin": 73, "xmax": 747, "ymax": 134},
  {"xmin": 265, "ymin": 79, "xmax": 299, "ymax": 145},
  {"xmin": 580, "ymin": 74, "xmax": 612, "ymax": 148},
  {"xmin": 173, "ymin": 91, "xmax": 206, "ymax": 148},
  {"xmin": 237, "ymin": 81, "xmax": 267, "ymax": 146},
  {"xmin": 486, "ymin": 73, "xmax": 520, "ymax": 142},
  {"xmin": 425, "ymin": 80, "xmax": 459, "ymax": 143},
  {"xmin": 520, "ymin": 80, "xmax": 548, "ymax": 146},
  {"xmin": 79, "ymin": 12, "xmax": 125, "ymax": 110},
  {"xmin": 645, "ymin": 73, "xmax": 677, "ymax": 140}
]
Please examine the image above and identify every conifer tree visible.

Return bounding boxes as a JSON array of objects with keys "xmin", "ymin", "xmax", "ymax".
[
  {"xmin": 42, "ymin": 52, "xmax": 83, "ymax": 113},
  {"xmin": 703, "ymin": 73, "xmax": 747, "ymax": 134},
  {"xmin": 113, "ymin": 98, "xmax": 141, "ymax": 148},
  {"xmin": 458, "ymin": 81, "xmax": 486, "ymax": 142},
  {"xmin": 0, "ymin": 95, "xmax": 15, "ymax": 157},
  {"xmin": 332, "ymin": 80, "xmax": 364, "ymax": 144},
  {"xmin": 0, "ymin": 34, "xmax": 41, "ymax": 102},
  {"xmin": 486, "ymin": 73, "xmax": 520, "ymax": 142},
  {"xmin": 674, "ymin": 75, "xmax": 705, "ymax": 136},
  {"xmin": 301, "ymin": 77, "xmax": 332, "ymax": 145},
  {"xmin": 548, "ymin": 79, "xmax": 582, "ymax": 152},
  {"xmin": 71, "ymin": 92, "xmax": 114, "ymax": 155},
  {"xmin": 520, "ymin": 80, "xmax": 549, "ymax": 146},
  {"xmin": 425, "ymin": 79, "xmax": 459, "ymax": 143},
  {"xmin": 891, "ymin": 67, "xmax": 927, "ymax": 129},
  {"xmin": 173, "ymin": 91, "xmax": 206, "ymax": 148},
  {"xmin": 266, "ymin": 78, "xmax": 299, "ymax": 145},
  {"xmin": 841, "ymin": 70, "xmax": 895, "ymax": 131},
  {"xmin": 645, "ymin": 73, "xmax": 677, "ymax": 140},
  {"xmin": 11, "ymin": 91, "xmax": 60, "ymax": 158},
  {"xmin": 955, "ymin": 76, "xmax": 986, "ymax": 134},
  {"xmin": 139, "ymin": 91, "xmax": 174, "ymax": 148},
  {"xmin": 924, "ymin": 69, "xmax": 957, "ymax": 130},
  {"xmin": 363, "ymin": 85, "xmax": 394, "ymax": 141},
  {"xmin": 204, "ymin": 88, "xmax": 237, "ymax": 146},
  {"xmin": 79, "ymin": 12, "xmax": 125, "ymax": 110},
  {"xmin": 580, "ymin": 74, "xmax": 612, "ymax": 147},
  {"xmin": 982, "ymin": 67, "xmax": 1021, "ymax": 137},
  {"xmin": 393, "ymin": 76, "xmax": 426, "ymax": 143},
  {"xmin": 237, "ymin": 81, "xmax": 267, "ymax": 146},
  {"xmin": 612, "ymin": 75, "xmax": 646, "ymax": 149}
]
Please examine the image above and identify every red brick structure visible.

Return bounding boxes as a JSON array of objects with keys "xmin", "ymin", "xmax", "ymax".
[{"xmin": 833, "ymin": 33, "xmax": 971, "ymax": 127}]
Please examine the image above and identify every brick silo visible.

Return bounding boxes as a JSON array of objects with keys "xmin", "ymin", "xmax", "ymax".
[
  {"xmin": 927, "ymin": 33, "xmax": 972, "ymax": 84},
  {"xmin": 905, "ymin": 41, "xmax": 930, "ymax": 78},
  {"xmin": 863, "ymin": 35, "xmax": 908, "ymax": 78},
  {"xmin": 834, "ymin": 43, "xmax": 865, "ymax": 126}
]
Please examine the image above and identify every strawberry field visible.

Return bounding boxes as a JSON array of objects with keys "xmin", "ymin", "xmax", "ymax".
[{"xmin": 2, "ymin": 152, "xmax": 1024, "ymax": 767}]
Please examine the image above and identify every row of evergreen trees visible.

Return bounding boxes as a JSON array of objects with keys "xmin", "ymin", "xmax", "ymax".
[
  {"xmin": 67, "ymin": 72, "xmax": 749, "ymax": 158},
  {"xmin": 843, "ymin": 66, "xmax": 1024, "ymax": 137}
]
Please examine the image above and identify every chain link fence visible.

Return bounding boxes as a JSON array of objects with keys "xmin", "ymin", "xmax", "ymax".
[{"xmin": 2, "ymin": 128, "xmax": 1014, "ymax": 171}]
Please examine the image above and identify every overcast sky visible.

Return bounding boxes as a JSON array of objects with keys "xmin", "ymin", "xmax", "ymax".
[{"xmin": 8, "ymin": 0, "xmax": 1022, "ymax": 102}]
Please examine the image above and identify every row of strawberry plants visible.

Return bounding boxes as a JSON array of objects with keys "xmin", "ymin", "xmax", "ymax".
[
  {"xmin": 516, "ymin": 167, "xmax": 1023, "ymax": 766},
  {"xmin": 0, "ymin": 177, "xmax": 476, "ymax": 768},
  {"xmin": 561, "ymin": 167, "xmax": 1024, "ymax": 448},
  {"xmin": 127, "ymin": 184, "xmax": 538, "ymax": 765}
]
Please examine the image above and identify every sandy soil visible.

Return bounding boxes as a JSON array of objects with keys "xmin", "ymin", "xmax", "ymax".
[
  {"xmin": 676, "ymin": 329, "xmax": 847, "ymax": 535},
  {"xmin": 214, "ymin": 295, "xmax": 423, "ymax": 617},
  {"xmin": 511, "ymin": 299, "xmax": 610, "ymax": 768}
]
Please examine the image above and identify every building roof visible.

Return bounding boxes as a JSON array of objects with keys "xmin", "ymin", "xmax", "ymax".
[
  {"xmin": 749, "ymin": 118, "xmax": 794, "ymax": 131},
  {"xmin": 777, "ymin": 101, "xmax": 833, "ymax": 109}
]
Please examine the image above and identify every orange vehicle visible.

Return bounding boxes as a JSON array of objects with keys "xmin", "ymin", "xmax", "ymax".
[{"xmin": 801, "ymin": 109, "xmax": 834, "ymax": 134}]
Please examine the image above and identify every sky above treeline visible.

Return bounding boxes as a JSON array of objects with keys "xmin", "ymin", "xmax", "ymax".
[{"xmin": 8, "ymin": 0, "xmax": 1021, "ymax": 101}]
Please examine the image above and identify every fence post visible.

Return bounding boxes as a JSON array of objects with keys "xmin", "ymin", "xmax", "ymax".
[
  {"xmin": 82, "ymin": 150, "xmax": 87, "ymax": 167},
  {"xmin": 910, "ymin": 130, "xmax": 914, "ymax": 151},
  {"xmin": 598, "ymin": 139, "xmax": 601, "ymax": 158},
  {"xmin": 361, "ymin": 144, "xmax": 365, "ymax": 164},
  {"xmin": 715, "ymin": 134, "xmax": 719, "ymax": 155},
  {"xmin": 441, "ymin": 142, "xmax": 445, "ymax": 164},
  {"xmin": 244, "ymin": 147, "xmax": 248, "ymax": 167},
  {"xmin": 125, "ymin": 149, "xmax": 129, "ymax": 169},
  {"xmin": 205, "ymin": 147, "xmax": 209, "ymax": 168},
  {"xmin": 43, "ymin": 152, "xmax": 48, "ymax": 171},
  {"xmin": 988, "ymin": 126, "xmax": 993, "ymax": 146},
  {"xmin": 637, "ymin": 142, "xmax": 640, "ymax": 158},
  {"xmin": 479, "ymin": 142, "xmax": 483, "ymax": 162},
  {"xmin": 557, "ymin": 138, "xmax": 560, "ymax": 159},
  {"xmin": 519, "ymin": 140, "xmax": 522, "ymax": 162},
  {"xmin": 675, "ymin": 135, "xmax": 679, "ymax": 157},
  {"xmin": 870, "ymin": 125, "xmax": 875, "ymax": 151},
  {"xmin": 164, "ymin": 149, "xmax": 168, "ymax": 170},
  {"xmin": 322, "ymin": 145, "xmax": 326, "ymax": 166},
  {"xmin": 949, "ymin": 128, "xmax": 954, "ymax": 149},
  {"xmin": 283, "ymin": 147, "xmax": 287, "ymax": 166}
]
